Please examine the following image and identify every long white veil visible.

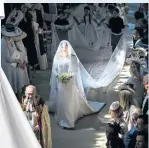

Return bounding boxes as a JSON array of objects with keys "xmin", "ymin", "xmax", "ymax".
[
  {"xmin": 0, "ymin": 68, "xmax": 41, "ymax": 148},
  {"xmin": 49, "ymin": 26, "xmax": 131, "ymax": 109},
  {"xmin": 50, "ymin": 26, "xmax": 130, "ymax": 88}
]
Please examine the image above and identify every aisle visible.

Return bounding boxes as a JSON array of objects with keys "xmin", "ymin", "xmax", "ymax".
[{"xmin": 31, "ymin": 3, "xmax": 139, "ymax": 148}]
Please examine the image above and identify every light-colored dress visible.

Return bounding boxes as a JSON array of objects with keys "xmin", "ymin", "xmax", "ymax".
[
  {"xmin": 1, "ymin": 37, "xmax": 18, "ymax": 93},
  {"xmin": 94, "ymin": 8, "xmax": 111, "ymax": 50},
  {"xmin": 49, "ymin": 55, "xmax": 103, "ymax": 128},
  {"xmin": 15, "ymin": 41, "xmax": 30, "ymax": 93},
  {"xmin": 84, "ymin": 15, "xmax": 98, "ymax": 47}
]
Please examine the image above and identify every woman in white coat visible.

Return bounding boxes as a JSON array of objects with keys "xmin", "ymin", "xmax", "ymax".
[{"xmin": 1, "ymin": 24, "xmax": 22, "ymax": 94}]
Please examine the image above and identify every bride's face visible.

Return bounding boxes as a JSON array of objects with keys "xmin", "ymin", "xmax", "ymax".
[{"xmin": 60, "ymin": 47, "xmax": 69, "ymax": 57}]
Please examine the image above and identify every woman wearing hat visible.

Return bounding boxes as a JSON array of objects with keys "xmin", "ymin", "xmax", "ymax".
[
  {"xmin": 1, "ymin": 24, "xmax": 23, "ymax": 94},
  {"xmin": 1, "ymin": 24, "xmax": 29, "ymax": 96},
  {"xmin": 109, "ymin": 101, "xmax": 127, "ymax": 138}
]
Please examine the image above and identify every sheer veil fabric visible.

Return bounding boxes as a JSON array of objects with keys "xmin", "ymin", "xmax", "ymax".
[
  {"xmin": 51, "ymin": 26, "xmax": 131, "ymax": 89},
  {"xmin": 0, "ymin": 68, "xmax": 42, "ymax": 148},
  {"xmin": 49, "ymin": 25, "xmax": 131, "ymax": 127}
]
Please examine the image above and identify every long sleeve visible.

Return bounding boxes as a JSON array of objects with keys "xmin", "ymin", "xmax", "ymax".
[{"xmin": 1, "ymin": 38, "xmax": 17, "ymax": 64}]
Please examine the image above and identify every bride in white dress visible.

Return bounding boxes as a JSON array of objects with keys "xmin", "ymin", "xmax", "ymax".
[{"xmin": 49, "ymin": 41, "xmax": 105, "ymax": 129}]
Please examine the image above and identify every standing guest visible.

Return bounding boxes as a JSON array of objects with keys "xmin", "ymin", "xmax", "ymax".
[
  {"xmin": 21, "ymin": 9, "xmax": 39, "ymax": 70},
  {"xmin": 131, "ymin": 115, "xmax": 148, "ymax": 148},
  {"xmin": 20, "ymin": 85, "xmax": 52, "ymax": 148},
  {"xmin": 135, "ymin": 131, "xmax": 148, "ymax": 148},
  {"xmin": 109, "ymin": 101, "xmax": 127, "ymax": 138},
  {"xmin": 106, "ymin": 122, "xmax": 125, "ymax": 148},
  {"xmin": 42, "ymin": 3, "xmax": 57, "ymax": 23},
  {"xmin": 5, "ymin": 8, "xmax": 30, "ymax": 95},
  {"xmin": 133, "ymin": 27, "xmax": 148, "ymax": 48},
  {"xmin": 139, "ymin": 19, "xmax": 148, "ymax": 45},
  {"xmin": 142, "ymin": 74, "xmax": 149, "ymax": 115},
  {"xmin": 1, "ymin": 24, "xmax": 22, "ymax": 95},
  {"xmin": 13, "ymin": 32, "xmax": 30, "ymax": 97},
  {"xmin": 107, "ymin": 8, "xmax": 125, "ymax": 52},
  {"xmin": 134, "ymin": 11, "xmax": 144, "ymax": 27},
  {"xmin": 28, "ymin": 3, "xmax": 48, "ymax": 70},
  {"xmin": 127, "ymin": 59, "xmax": 144, "ymax": 107},
  {"xmin": 142, "ymin": 3, "xmax": 148, "ymax": 20},
  {"xmin": 124, "ymin": 111, "xmax": 142, "ymax": 148},
  {"xmin": 119, "ymin": 83, "xmax": 142, "ymax": 130}
]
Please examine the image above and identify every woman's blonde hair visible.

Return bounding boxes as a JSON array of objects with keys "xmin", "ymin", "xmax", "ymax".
[{"xmin": 119, "ymin": 89, "xmax": 134, "ymax": 111}]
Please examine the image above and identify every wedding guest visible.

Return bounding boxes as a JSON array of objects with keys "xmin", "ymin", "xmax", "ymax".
[
  {"xmin": 126, "ymin": 59, "xmax": 144, "ymax": 107},
  {"xmin": 1, "ymin": 24, "xmax": 22, "ymax": 95},
  {"xmin": 124, "ymin": 111, "xmax": 142, "ymax": 148},
  {"xmin": 106, "ymin": 122, "xmax": 125, "ymax": 148},
  {"xmin": 109, "ymin": 101, "xmax": 127, "ymax": 138},
  {"xmin": 133, "ymin": 27, "xmax": 148, "ymax": 48},
  {"xmin": 141, "ymin": 74, "xmax": 149, "ymax": 115},
  {"xmin": 131, "ymin": 115, "xmax": 148, "ymax": 148},
  {"xmin": 119, "ymin": 83, "xmax": 142, "ymax": 130},
  {"xmin": 135, "ymin": 131, "xmax": 148, "ymax": 148},
  {"xmin": 13, "ymin": 32, "xmax": 30, "ymax": 96},
  {"xmin": 20, "ymin": 85, "xmax": 52, "ymax": 148},
  {"xmin": 20, "ymin": 9, "xmax": 39, "ymax": 70},
  {"xmin": 142, "ymin": 3, "xmax": 148, "ymax": 20},
  {"xmin": 134, "ymin": 11, "xmax": 144, "ymax": 27}
]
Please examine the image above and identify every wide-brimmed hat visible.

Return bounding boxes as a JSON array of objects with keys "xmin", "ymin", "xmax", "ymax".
[
  {"xmin": 13, "ymin": 32, "xmax": 27, "ymax": 41},
  {"xmin": 1, "ymin": 24, "xmax": 23, "ymax": 37},
  {"xmin": 6, "ymin": 9, "xmax": 24, "ymax": 26}
]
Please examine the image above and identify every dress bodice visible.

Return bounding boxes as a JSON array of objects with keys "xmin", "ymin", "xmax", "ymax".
[{"xmin": 57, "ymin": 58, "xmax": 70, "ymax": 74}]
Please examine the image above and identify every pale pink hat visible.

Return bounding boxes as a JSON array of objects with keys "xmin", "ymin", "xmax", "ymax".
[{"xmin": 110, "ymin": 101, "xmax": 120, "ymax": 111}]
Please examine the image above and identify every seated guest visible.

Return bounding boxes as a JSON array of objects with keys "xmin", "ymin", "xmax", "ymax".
[
  {"xmin": 135, "ymin": 131, "xmax": 148, "ymax": 148},
  {"xmin": 20, "ymin": 85, "xmax": 52, "ymax": 148},
  {"xmin": 107, "ymin": 8, "xmax": 125, "ymax": 52},
  {"xmin": 124, "ymin": 111, "xmax": 142, "ymax": 148}
]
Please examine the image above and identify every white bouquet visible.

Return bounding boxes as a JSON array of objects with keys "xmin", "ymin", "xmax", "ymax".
[{"xmin": 57, "ymin": 73, "xmax": 73, "ymax": 84}]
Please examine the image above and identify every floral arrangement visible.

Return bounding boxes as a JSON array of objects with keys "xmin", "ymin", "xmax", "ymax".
[{"xmin": 57, "ymin": 73, "xmax": 73, "ymax": 84}]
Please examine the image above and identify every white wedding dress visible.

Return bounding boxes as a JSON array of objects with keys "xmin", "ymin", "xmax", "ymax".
[{"xmin": 49, "ymin": 41, "xmax": 105, "ymax": 128}]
